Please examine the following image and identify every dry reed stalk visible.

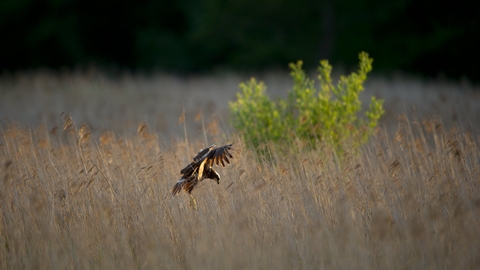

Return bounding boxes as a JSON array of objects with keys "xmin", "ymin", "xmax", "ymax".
[{"xmin": 0, "ymin": 115, "xmax": 479, "ymax": 269}]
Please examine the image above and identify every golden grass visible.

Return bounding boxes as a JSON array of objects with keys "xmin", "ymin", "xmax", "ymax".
[
  {"xmin": 1, "ymin": 70, "xmax": 479, "ymax": 268},
  {"xmin": 1, "ymin": 114, "xmax": 479, "ymax": 269}
]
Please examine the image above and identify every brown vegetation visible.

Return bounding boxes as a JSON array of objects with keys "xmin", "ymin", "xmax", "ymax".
[
  {"xmin": 1, "ymin": 113, "xmax": 479, "ymax": 269},
  {"xmin": 1, "ymin": 71, "xmax": 479, "ymax": 268}
]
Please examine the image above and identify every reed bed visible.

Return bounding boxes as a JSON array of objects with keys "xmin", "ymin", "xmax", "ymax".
[{"xmin": 1, "ymin": 114, "xmax": 479, "ymax": 269}]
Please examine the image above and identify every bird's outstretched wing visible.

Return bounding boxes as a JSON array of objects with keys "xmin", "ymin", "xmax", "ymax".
[
  {"xmin": 192, "ymin": 143, "xmax": 216, "ymax": 162},
  {"xmin": 173, "ymin": 143, "xmax": 233, "ymax": 196},
  {"xmin": 180, "ymin": 144, "xmax": 233, "ymax": 176},
  {"xmin": 197, "ymin": 143, "xmax": 233, "ymax": 179},
  {"xmin": 205, "ymin": 144, "xmax": 233, "ymax": 167}
]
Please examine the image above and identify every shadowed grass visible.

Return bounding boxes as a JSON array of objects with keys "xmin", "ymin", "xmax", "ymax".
[{"xmin": 1, "ymin": 115, "xmax": 479, "ymax": 269}]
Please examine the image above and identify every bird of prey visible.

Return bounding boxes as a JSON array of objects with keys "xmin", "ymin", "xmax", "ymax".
[{"xmin": 172, "ymin": 143, "xmax": 233, "ymax": 207}]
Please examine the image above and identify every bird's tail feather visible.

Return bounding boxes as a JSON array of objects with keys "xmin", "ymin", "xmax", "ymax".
[{"xmin": 172, "ymin": 179, "xmax": 185, "ymax": 195}]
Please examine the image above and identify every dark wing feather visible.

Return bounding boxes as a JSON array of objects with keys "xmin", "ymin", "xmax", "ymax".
[
  {"xmin": 172, "ymin": 143, "xmax": 233, "ymax": 195},
  {"xmin": 180, "ymin": 163, "xmax": 195, "ymax": 176},
  {"xmin": 192, "ymin": 143, "xmax": 216, "ymax": 162},
  {"xmin": 180, "ymin": 144, "xmax": 217, "ymax": 175},
  {"xmin": 205, "ymin": 144, "xmax": 233, "ymax": 168}
]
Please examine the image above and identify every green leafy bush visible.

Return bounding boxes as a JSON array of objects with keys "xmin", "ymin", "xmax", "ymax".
[{"xmin": 229, "ymin": 52, "xmax": 384, "ymax": 154}]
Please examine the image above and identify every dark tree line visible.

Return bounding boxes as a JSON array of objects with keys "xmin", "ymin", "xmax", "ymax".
[{"xmin": 1, "ymin": 0, "xmax": 479, "ymax": 80}]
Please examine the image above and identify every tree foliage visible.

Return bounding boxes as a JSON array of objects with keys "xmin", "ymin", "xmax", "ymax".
[
  {"xmin": 229, "ymin": 52, "xmax": 384, "ymax": 155},
  {"xmin": 0, "ymin": 0, "xmax": 478, "ymax": 80}
]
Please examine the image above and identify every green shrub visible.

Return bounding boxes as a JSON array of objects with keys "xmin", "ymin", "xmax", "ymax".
[{"xmin": 229, "ymin": 52, "xmax": 384, "ymax": 155}]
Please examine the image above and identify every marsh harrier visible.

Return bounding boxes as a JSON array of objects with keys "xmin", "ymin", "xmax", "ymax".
[{"xmin": 172, "ymin": 143, "xmax": 233, "ymax": 198}]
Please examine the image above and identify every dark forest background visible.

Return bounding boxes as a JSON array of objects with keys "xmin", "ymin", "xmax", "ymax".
[{"xmin": 1, "ymin": 0, "xmax": 479, "ymax": 80}]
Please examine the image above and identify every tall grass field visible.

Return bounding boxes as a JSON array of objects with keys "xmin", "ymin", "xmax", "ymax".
[{"xmin": 1, "ymin": 71, "xmax": 480, "ymax": 269}]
